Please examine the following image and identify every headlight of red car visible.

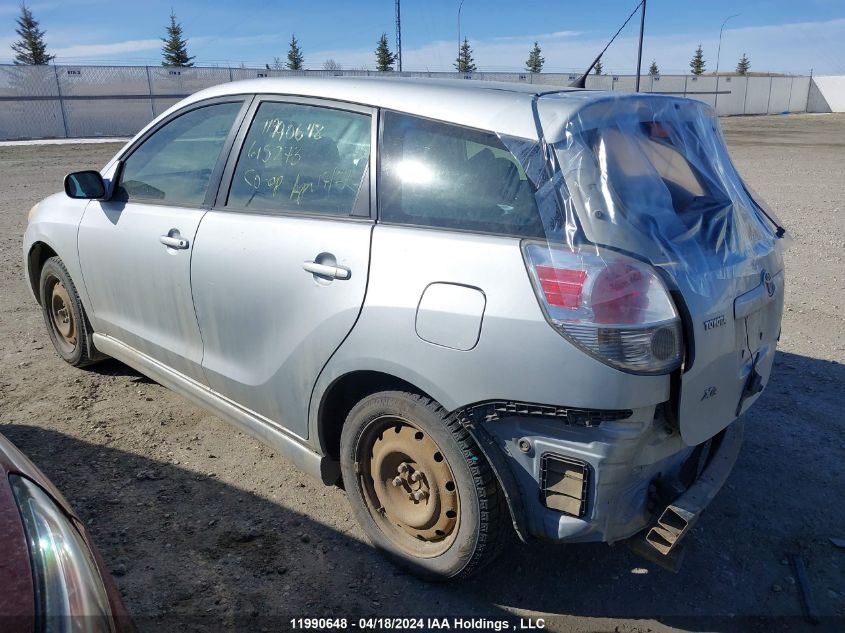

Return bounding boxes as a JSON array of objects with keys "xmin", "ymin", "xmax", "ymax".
[{"xmin": 10, "ymin": 475, "xmax": 113, "ymax": 632}]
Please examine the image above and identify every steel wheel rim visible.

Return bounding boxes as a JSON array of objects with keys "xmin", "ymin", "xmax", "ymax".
[
  {"xmin": 49, "ymin": 278, "xmax": 76, "ymax": 354},
  {"xmin": 356, "ymin": 415, "xmax": 461, "ymax": 558}
]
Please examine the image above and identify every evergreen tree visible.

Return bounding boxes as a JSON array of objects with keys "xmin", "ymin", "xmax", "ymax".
[
  {"xmin": 455, "ymin": 37, "xmax": 477, "ymax": 73},
  {"xmin": 690, "ymin": 44, "xmax": 705, "ymax": 76},
  {"xmin": 648, "ymin": 60, "xmax": 659, "ymax": 76},
  {"xmin": 11, "ymin": 3, "xmax": 54, "ymax": 65},
  {"xmin": 161, "ymin": 11, "xmax": 194, "ymax": 67},
  {"xmin": 525, "ymin": 41, "xmax": 544, "ymax": 73},
  {"xmin": 286, "ymin": 34, "xmax": 304, "ymax": 70},
  {"xmin": 593, "ymin": 60, "xmax": 603, "ymax": 75},
  {"xmin": 736, "ymin": 53, "xmax": 751, "ymax": 76},
  {"xmin": 374, "ymin": 33, "xmax": 396, "ymax": 72}
]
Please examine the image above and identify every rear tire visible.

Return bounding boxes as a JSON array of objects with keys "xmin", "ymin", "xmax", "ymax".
[
  {"xmin": 340, "ymin": 391, "xmax": 507, "ymax": 580},
  {"xmin": 39, "ymin": 256, "xmax": 101, "ymax": 368}
]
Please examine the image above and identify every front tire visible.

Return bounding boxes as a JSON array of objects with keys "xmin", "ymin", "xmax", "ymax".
[
  {"xmin": 39, "ymin": 256, "xmax": 101, "ymax": 368},
  {"xmin": 340, "ymin": 391, "xmax": 507, "ymax": 579}
]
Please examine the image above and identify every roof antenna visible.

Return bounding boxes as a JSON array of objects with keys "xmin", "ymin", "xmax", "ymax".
[{"xmin": 570, "ymin": 0, "xmax": 644, "ymax": 88}]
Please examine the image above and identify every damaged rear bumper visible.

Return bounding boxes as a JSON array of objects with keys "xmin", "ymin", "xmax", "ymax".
[
  {"xmin": 461, "ymin": 406, "xmax": 744, "ymax": 553},
  {"xmin": 627, "ymin": 419, "xmax": 744, "ymax": 567}
]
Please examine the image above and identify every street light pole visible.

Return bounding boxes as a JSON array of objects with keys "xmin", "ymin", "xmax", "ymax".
[
  {"xmin": 635, "ymin": 0, "xmax": 647, "ymax": 92},
  {"xmin": 714, "ymin": 13, "xmax": 740, "ymax": 110},
  {"xmin": 458, "ymin": 0, "xmax": 466, "ymax": 67},
  {"xmin": 395, "ymin": 0, "xmax": 402, "ymax": 72}
]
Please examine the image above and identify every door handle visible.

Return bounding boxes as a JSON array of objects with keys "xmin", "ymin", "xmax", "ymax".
[
  {"xmin": 159, "ymin": 235, "xmax": 189, "ymax": 249},
  {"xmin": 302, "ymin": 261, "xmax": 351, "ymax": 280}
]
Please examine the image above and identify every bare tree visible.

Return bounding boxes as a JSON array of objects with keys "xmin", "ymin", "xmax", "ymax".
[{"xmin": 323, "ymin": 59, "xmax": 342, "ymax": 71}]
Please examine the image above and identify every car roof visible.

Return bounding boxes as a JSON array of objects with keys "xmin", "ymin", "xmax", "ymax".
[{"xmin": 179, "ymin": 76, "xmax": 588, "ymax": 140}]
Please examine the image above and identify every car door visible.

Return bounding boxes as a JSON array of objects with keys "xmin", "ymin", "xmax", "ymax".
[
  {"xmin": 190, "ymin": 96, "xmax": 375, "ymax": 438},
  {"xmin": 78, "ymin": 98, "xmax": 249, "ymax": 383}
]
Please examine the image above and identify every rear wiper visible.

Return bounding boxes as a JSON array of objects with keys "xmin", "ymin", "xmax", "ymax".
[{"xmin": 742, "ymin": 184, "xmax": 786, "ymax": 238}]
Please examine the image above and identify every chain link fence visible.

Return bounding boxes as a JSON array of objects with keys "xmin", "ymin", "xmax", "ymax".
[{"xmin": 0, "ymin": 64, "xmax": 813, "ymax": 141}]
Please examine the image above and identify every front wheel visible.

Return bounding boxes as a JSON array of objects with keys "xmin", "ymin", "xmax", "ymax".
[
  {"xmin": 340, "ymin": 391, "xmax": 508, "ymax": 579},
  {"xmin": 39, "ymin": 256, "xmax": 101, "ymax": 368}
]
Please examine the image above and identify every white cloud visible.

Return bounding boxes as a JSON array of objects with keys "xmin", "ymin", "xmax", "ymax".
[
  {"xmin": 50, "ymin": 38, "xmax": 162, "ymax": 60},
  {"xmin": 488, "ymin": 30, "xmax": 583, "ymax": 43}
]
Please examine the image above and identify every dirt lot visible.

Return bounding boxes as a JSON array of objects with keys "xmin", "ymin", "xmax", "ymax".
[{"xmin": 1, "ymin": 114, "xmax": 844, "ymax": 632}]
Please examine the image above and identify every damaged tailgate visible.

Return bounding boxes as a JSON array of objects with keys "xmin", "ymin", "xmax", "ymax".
[{"xmin": 535, "ymin": 92, "xmax": 786, "ymax": 445}]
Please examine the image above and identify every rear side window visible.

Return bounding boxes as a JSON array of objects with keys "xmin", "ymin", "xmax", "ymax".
[
  {"xmin": 117, "ymin": 102, "xmax": 242, "ymax": 206},
  {"xmin": 227, "ymin": 101, "xmax": 371, "ymax": 216},
  {"xmin": 379, "ymin": 111, "xmax": 543, "ymax": 237}
]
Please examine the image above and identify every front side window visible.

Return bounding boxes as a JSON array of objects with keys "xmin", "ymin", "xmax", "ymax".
[
  {"xmin": 379, "ymin": 111, "xmax": 543, "ymax": 237},
  {"xmin": 117, "ymin": 101, "xmax": 242, "ymax": 206},
  {"xmin": 227, "ymin": 101, "xmax": 371, "ymax": 216}
]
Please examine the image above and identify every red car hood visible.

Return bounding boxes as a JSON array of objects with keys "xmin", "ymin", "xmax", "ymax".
[
  {"xmin": 0, "ymin": 440, "xmax": 35, "ymax": 633},
  {"xmin": 0, "ymin": 432, "xmax": 134, "ymax": 633}
]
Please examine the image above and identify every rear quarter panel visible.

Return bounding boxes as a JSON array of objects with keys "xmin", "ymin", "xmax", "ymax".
[{"xmin": 309, "ymin": 225, "xmax": 671, "ymax": 448}]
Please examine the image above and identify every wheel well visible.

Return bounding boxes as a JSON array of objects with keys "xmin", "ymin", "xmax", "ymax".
[
  {"xmin": 27, "ymin": 242, "xmax": 57, "ymax": 305},
  {"xmin": 318, "ymin": 370, "xmax": 433, "ymax": 462}
]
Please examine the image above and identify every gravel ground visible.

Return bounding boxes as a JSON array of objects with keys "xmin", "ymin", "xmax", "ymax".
[{"xmin": 1, "ymin": 113, "xmax": 843, "ymax": 633}]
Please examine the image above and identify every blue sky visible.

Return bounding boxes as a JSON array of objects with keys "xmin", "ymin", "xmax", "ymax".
[{"xmin": 1, "ymin": 0, "xmax": 843, "ymax": 74}]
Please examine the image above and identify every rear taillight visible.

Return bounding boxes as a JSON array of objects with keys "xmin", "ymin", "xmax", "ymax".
[
  {"xmin": 535, "ymin": 266, "xmax": 587, "ymax": 309},
  {"xmin": 523, "ymin": 242, "xmax": 682, "ymax": 374}
]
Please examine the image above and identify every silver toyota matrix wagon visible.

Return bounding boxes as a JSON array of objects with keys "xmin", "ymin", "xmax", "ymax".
[{"xmin": 23, "ymin": 77, "xmax": 786, "ymax": 579}]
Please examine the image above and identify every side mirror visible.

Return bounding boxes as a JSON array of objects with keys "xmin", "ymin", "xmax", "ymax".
[{"xmin": 64, "ymin": 170, "xmax": 106, "ymax": 199}]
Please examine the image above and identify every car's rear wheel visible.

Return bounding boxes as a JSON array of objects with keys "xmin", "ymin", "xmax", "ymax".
[
  {"xmin": 340, "ymin": 391, "xmax": 507, "ymax": 579},
  {"xmin": 39, "ymin": 256, "xmax": 100, "ymax": 367}
]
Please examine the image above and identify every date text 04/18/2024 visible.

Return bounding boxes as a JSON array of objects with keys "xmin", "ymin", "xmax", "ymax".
[{"xmin": 289, "ymin": 617, "xmax": 547, "ymax": 630}]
